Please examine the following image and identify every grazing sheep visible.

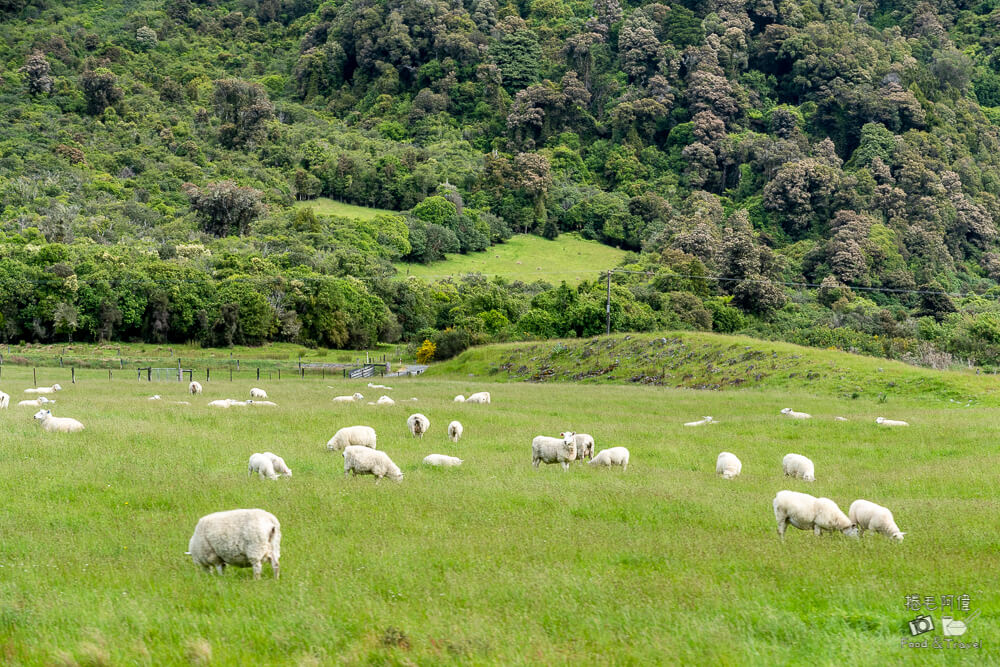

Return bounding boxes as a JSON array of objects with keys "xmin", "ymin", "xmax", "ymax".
[
  {"xmin": 531, "ymin": 432, "xmax": 577, "ymax": 471},
  {"xmin": 876, "ymin": 417, "xmax": 909, "ymax": 427},
  {"xmin": 780, "ymin": 408, "xmax": 811, "ymax": 419},
  {"xmin": 571, "ymin": 433, "xmax": 595, "ymax": 460},
  {"xmin": 454, "ymin": 395, "xmax": 465, "ymax": 402},
  {"xmin": 18, "ymin": 397, "xmax": 54, "ymax": 407},
  {"xmin": 149, "ymin": 395, "xmax": 162, "ymax": 401},
  {"xmin": 343, "ymin": 445, "xmax": 403, "ymax": 482},
  {"xmin": 782, "ymin": 453, "xmax": 816, "ymax": 482},
  {"xmin": 589, "ymin": 446, "xmax": 630, "ymax": 471},
  {"xmin": 0, "ymin": 391, "xmax": 7, "ymax": 409},
  {"xmin": 326, "ymin": 426, "xmax": 377, "ymax": 451},
  {"xmin": 407, "ymin": 413, "xmax": 430, "ymax": 438},
  {"xmin": 716, "ymin": 452, "xmax": 742, "ymax": 479},
  {"xmin": 250, "ymin": 388, "xmax": 267, "ymax": 399},
  {"xmin": 264, "ymin": 452, "xmax": 292, "ymax": 477},
  {"xmin": 186, "ymin": 509, "xmax": 281, "ymax": 579},
  {"xmin": 332, "ymin": 392, "xmax": 364, "ymax": 403},
  {"xmin": 376, "ymin": 395, "xmax": 395, "ymax": 406},
  {"xmin": 684, "ymin": 416, "xmax": 715, "ymax": 426},
  {"xmin": 465, "ymin": 392, "xmax": 491, "ymax": 404},
  {"xmin": 246, "ymin": 400, "xmax": 278, "ymax": 407},
  {"xmin": 423, "ymin": 454, "xmax": 463, "ymax": 467},
  {"xmin": 248, "ymin": 453, "xmax": 279, "ymax": 480},
  {"xmin": 448, "ymin": 420, "xmax": 463, "ymax": 443},
  {"xmin": 773, "ymin": 490, "xmax": 857, "ymax": 539},
  {"xmin": 848, "ymin": 500, "xmax": 905, "ymax": 542},
  {"xmin": 33, "ymin": 409, "xmax": 84, "ymax": 433},
  {"xmin": 24, "ymin": 384, "xmax": 62, "ymax": 395},
  {"xmin": 189, "ymin": 381, "xmax": 203, "ymax": 395},
  {"xmin": 367, "ymin": 382, "xmax": 393, "ymax": 390}
]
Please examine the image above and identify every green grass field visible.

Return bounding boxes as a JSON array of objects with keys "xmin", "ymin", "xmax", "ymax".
[
  {"xmin": 394, "ymin": 233, "xmax": 628, "ymax": 284},
  {"xmin": 0, "ymin": 342, "xmax": 996, "ymax": 664},
  {"xmin": 293, "ymin": 198, "xmax": 395, "ymax": 220}
]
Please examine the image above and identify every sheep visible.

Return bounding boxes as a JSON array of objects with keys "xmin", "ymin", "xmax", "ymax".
[
  {"xmin": 448, "ymin": 420, "xmax": 463, "ymax": 443},
  {"xmin": 876, "ymin": 417, "xmax": 909, "ymax": 427},
  {"xmin": 18, "ymin": 397, "xmax": 54, "ymax": 407},
  {"xmin": 531, "ymin": 432, "xmax": 577, "ymax": 471},
  {"xmin": 186, "ymin": 509, "xmax": 281, "ymax": 579},
  {"xmin": 208, "ymin": 399, "xmax": 235, "ymax": 408},
  {"xmin": 367, "ymin": 382, "xmax": 393, "ymax": 390},
  {"xmin": 149, "ymin": 395, "xmax": 162, "ymax": 401},
  {"xmin": 189, "ymin": 381, "xmax": 203, "ymax": 395},
  {"xmin": 0, "ymin": 391, "xmax": 9, "ymax": 409},
  {"xmin": 423, "ymin": 454, "xmax": 463, "ymax": 467},
  {"xmin": 332, "ymin": 392, "xmax": 364, "ymax": 403},
  {"xmin": 376, "ymin": 395, "xmax": 395, "ymax": 406},
  {"xmin": 782, "ymin": 453, "xmax": 815, "ymax": 482},
  {"xmin": 834, "ymin": 416, "xmax": 848, "ymax": 422},
  {"xmin": 248, "ymin": 453, "xmax": 279, "ymax": 480},
  {"xmin": 465, "ymin": 391, "xmax": 491, "ymax": 404},
  {"xmin": 780, "ymin": 408, "xmax": 811, "ymax": 419},
  {"xmin": 250, "ymin": 388, "xmax": 268, "ymax": 399},
  {"xmin": 716, "ymin": 452, "xmax": 742, "ymax": 479},
  {"xmin": 172, "ymin": 401, "xmax": 191, "ymax": 405},
  {"xmin": 228, "ymin": 399, "xmax": 249, "ymax": 407},
  {"xmin": 572, "ymin": 433, "xmax": 595, "ymax": 460},
  {"xmin": 684, "ymin": 416, "xmax": 715, "ymax": 426},
  {"xmin": 264, "ymin": 452, "xmax": 292, "ymax": 477},
  {"xmin": 589, "ymin": 446, "xmax": 630, "ymax": 471},
  {"xmin": 33, "ymin": 409, "xmax": 84, "ymax": 433},
  {"xmin": 773, "ymin": 490, "xmax": 857, "ymax": 539},
  {"xmin": 343, "ymin": 445, "xmax": 403, "ymax": 482},
  {"xmin": 848, "ymin": 499, "xmax": 905, "ymax": 542},
  {"xmin": 24, "ymin": 384, "xmax": 62, "ymax": 394},
  {"xmin": 326, "ymin": 425, "xmax": 377, "ymax": 452},
  {"xmin": 454, "ymin": 395, "xmax": 465, "ymax": 402},
  {"xmin": 246, "ymin": 400, "xmax": 278, "ymax": 407},
  {"xmin": 407, "ymin": 413, "xmax": 430, "ymax": 438}
]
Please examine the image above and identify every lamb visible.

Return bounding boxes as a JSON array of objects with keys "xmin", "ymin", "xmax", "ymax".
[
  {"xmin": 782, "ymin": 453, "xmax": 815, "ymax": 482},
  {"xmin": 848, "ymin": 500, "xmax": 905, "ymax": 542},
  {"xmin": 773, "ymin": 490, "xmax": 857, "ymax": 539},
  {"xmin": 454, "ymin": 395, "xmax": 465, "ymax": 402},
  {"xmin": 250, "ymin": 388, "xmax": 267, "ymax": 399},
  {"xmin": 716, "ymin": 452, "xmax": 742, "ymax": 479},
  {"xmin": 780, "ymin": 408, "xmax": 811, "ymax": 419},
  {"xmin": 0, "ymin": 391, "xmax": 9, "ymax": 409},
  {"xmin": 876, "ymin": 417, "xmax": 909, "ymax": 427},
  {"xmin": 332, "ymin": 392, "xmax": 364, "ymax": 403},
  {"xmin": 248, "ymin": 453, "xmax": 279, "ymax": 480},
  {"xmin": 264, "ymin": 452, "xmax": 292, "ymax": 477},
  {"xmin": 367, "ymin": 382, "xmax": 393, "ymax": 390},
  {"xmin": 376, "ymin": 395, "xmax": 395, "ymax": 406},
  {"xmin": 423, "ymin": 454, "xmax": 463, "ymax": 467},
  {"xmin": 24, "ymin": 384, "xmax": 62, "ymax": 394},
  {"xmin": 343, "ymin": 445, "xmax": 403, "ymax": 482},
  {"xmin": 531, "ymin": 432, "xmax": 577, "ymax": 471},
  {"xmin": 589, "ymin": 446, "xmax": 630, "ymax": 471},
  {"xmin": 326, "ymin": 425, "xmax": 377, "ymax": 452},
  {"xmin": 448, "ymin": 420, "xmax": 463, "ymax": 443},
  {"xmin": 571, "ymin": 433, "xmax": 595, "ymax": 460},
  {"xmin": 33, "ymin": 409, "xmax": 84, "ymax": 433},
  {"xmin": 246, "ymin": 400, "xmax": 278, "ymax": 407},
  {"xmin": 684, "ymin": 416, "xmax": 715, "ymax": 426},
  {"xmin": 186, "ymin": 509, "xmax": 280, "ymax": 579},
  {"xmin": 18, "ymin": 397, "xmax": 54, "ymax": 407},
  {"xmin": 407, "ymin": 413, "xmax": 430, "ymax": 438},
  {"xmin": 189, "ymin": 381, "xmax": 203, "ymax": 395},
  {"xmin": 465, "ymin": 391, "xmax": 491, "ymax": 404}
]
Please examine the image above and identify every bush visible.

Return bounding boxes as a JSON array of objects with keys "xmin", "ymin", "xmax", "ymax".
[
  {"xmin": 416, "ymin": 339, "xmax": 436, "ymax": 363},
  {"xmin": 431, "ymin": 327, "xmax": 472, "ymax": 360},
  {"xmin": 706, "ymin": 298, "xmax": 745, "ymax": 333}
]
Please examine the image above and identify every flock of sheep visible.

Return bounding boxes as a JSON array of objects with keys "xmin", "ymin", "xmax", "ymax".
[{"xmin": 709, "ymin": 407, "xmax": 907, "ymax": 543}]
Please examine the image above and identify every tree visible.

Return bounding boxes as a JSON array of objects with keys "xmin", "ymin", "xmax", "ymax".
[
  {"xmin": 81, "ymin": 68, "xmax": 123, "ymax": 115},
  {"xmin": 184, "ymin": 181, "xmax": 266, "ymax": 237},
  {"xmin": 52, "ymin": 302, "xmax": 78, "ymax": 343},
  {"xmin": 212, "ymin": 79, "xmax": 274, "ymax": 148},
  {"xmin": 20, "ymin": 51, "xmax": 53, "ymax": 95}
]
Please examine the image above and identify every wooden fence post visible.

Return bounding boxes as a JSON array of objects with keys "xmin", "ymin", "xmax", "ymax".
[
  {"xmin": 71, "ymin": 367, "xmax": 75, "ymax": 384},
  {"xmin": 33, "ymin": 368, "xmax": 36, "ymax": 386}
]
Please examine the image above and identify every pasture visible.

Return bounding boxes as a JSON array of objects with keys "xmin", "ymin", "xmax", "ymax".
[
  {"xmin": 292, "ymin": 198, "xmax": 396, "ymax": 221},
  {"xmin": 0, "ymin": 362, "xmax": 996, "ymax": 664}
]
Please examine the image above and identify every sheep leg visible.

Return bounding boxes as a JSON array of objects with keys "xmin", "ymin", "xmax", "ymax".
[
  {"xmin": 561, "ymin": 461, "xmax": 569, "ymax": 471},
  {"xmin": 252, "ymin": 560, "xmax": 262, "ymax": 580},
  {"xmin": 532, "ymin": 458, "xmax": 540, "ymax": 469},
  {"xmin": 270, "ymin": 556, "xmax": 279, "ymax": 580},
  {"xmin": 622, "ymin": 462, "xmax": 628, "ymax": 472},
  {"xmin": 776, "ymin": 518, "xmax": 787, "ymax": 539},
  {"xmin": 214, "ymin": 564, "xmax": 225, "ymax": 575},
  {"xmin": 813, "ymin": 525, "xmax": 822, "ymax": 537}
]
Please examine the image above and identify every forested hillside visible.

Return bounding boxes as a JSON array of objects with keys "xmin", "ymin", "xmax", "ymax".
[{"xmin": 4, "ymin": 0, "xmax": 1000, "ymax": 365}]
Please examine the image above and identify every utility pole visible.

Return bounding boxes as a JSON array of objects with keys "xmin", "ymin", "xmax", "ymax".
[{"xmin": 606, "ymin": 269, "xmax": 613, "ymax": 336}]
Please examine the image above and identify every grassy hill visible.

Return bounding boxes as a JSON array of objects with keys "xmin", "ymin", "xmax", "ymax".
[
  {"xmin": 293, "ymin": 198, "xmax": 396, "ymax": 220},
  {"xmin": 431, "ymin": 331, "xmax": 997, "ymax": 405},
  {"xmin": 393, "ymin": 233, "xmax": 628, "ymax": 284}
]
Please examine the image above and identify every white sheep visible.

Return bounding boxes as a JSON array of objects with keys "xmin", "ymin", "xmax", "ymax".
[
  {"xmin": 773, "ymin": 490, "xmax": 857, "ymax": 539},
  {"xmin": 189, "ymin": 381, "xmax": 203, "ymax": 395},
  {"xmin": 326, "ymin": 425, "xmax": 377, "ymax": 451},
  {"xmin": 716, "ymin": 452, "xmax": 742, "ymax": 479},
  {"xmin": 876, "ymin": 417, "xmax": 909, "ymax": 426},
  {"xmin": 465, "ymin": 391, "xmax": 491, "ymax": 404},
  {"xmin": 343, "ymin": 445, "xmax": 403, "ymax": 482},
  {"xmin": 172, "ymin": 400, "xmax": 191, "ymax": 405},
  {"xmin": 572, "ymin": 433, "xmax": 595, "ymax": 460},
  {"xmin": 248, "ymin": 453, "xmax": 279, "ymax": 480},
  {"xmin": 33, "ymin": 409, "xmax": 84, "ymax": 433},
  {"xmin": 780, "ymin": 408, "xmax": 812, "ymax": 419},
  {"xmin": 18, "ymin": 396, "xmax": 54, "ymax": 407},
  {"xmin": 332, "ymin": 392, "xmax": 364, "ymax": 403},
  {"xmin": 0, "ymin": 391, "xmax": 9, "ymax": 409},
  {"xmin": 448, "ymin": 420, "xmax": 463, "ymax": 443},
  {"xmin": 782, "ymin": 453, "xmax": 815, "ymax": 482},
  {"xmin": 265, "ymin": 452, "xmax": 292, "ymax": 477},
  {"xmin": 246, "ymin": 400, "xmax": 278, "ymax": 407},
  {"xmin": 208, "ymin": 399, "xmax": 235, "ymax": 408},
  {"xmin": 848, "ymin": 499, "xmax": 904, "ymax": 542},
  {"xmin": 454, "ymin": 395, "xmax": 465, "ymax": 402},
  {"xmin": 148, "ymin": 395, "xmax": 162, "ymax": 401},
  {"xmin": 684, "ymin": 416, "xmax": 715, "ymax": 426},
  {"xmin": 376, "ymin": 395, "xmax": 395, "ymax": 406},
  {"xmin": 423, "ymin": 454, "xmax": 463, "ymax": 467},
  {"xmin": 407, "ymin": 413, "xmax": 430, "ymax": 438},
  {"xmin": 531, "ymin": 432, "xmax": 577, "ymax": 471},
  {"xmin": 250, "ymin": 388, "xmax": 267, "ymax": 399},
  {"xmin": 589, "ymin": 446, "xmax": 630, "ymax": 471},
  {"xmin": 186, "ymin": 508, "xmax": 281, "ymax": 579},
  {"xmin": 834, "ymin": 416, "xmax": 848, "ymax": 422},
  {"xmin": 367, "ymin": 382, "xmax": 393, "ymax": 390},
  {"xmin": 24, "ymin": 384, "xmax": 62, "ymax": 394},
  {"xmin": 228, "ymin": 399, "xmax": 249, "ymax": 407}
]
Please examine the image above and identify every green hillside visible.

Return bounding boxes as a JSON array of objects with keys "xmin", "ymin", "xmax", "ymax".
[{"xmin": 293, "ymin": 198, "xmax": 394, "ymax": 220}]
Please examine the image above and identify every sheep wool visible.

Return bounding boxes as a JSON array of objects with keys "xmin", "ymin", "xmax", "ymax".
[
  {"xmin": 0, "ymin": 391, "xmax": 9, "ymax": 409},
  {"xmin": 532, "ymin": 432, "xmax": 578, "ymax": 471},
  {"xmin": 465, "ymin": 392, "xmax": 491, "ymax": 404},
  {"xmin": 326, "ymin": 426, "xmax": 377, "ymax": 451},
  {"xmin": 780, "ymin": 408, "xmax": 811, "ymax": 419},
  {"xmin": 187, "ymin": 508, "xmax": 281, "ymax": 579},
  {"xmin": 33, "ymin": 409, "xmax": 84, "ymax": 433},
  {"xmin": 376, "ymin": 395, "xmax": 395, "ymax": 406},
  {"xmin": 332, "ymin": 393, "xmax": 364, "ymax": 402},
  {"xmin": 589, "ymin": 446, "xmax": 630, "ymax": 471},
  {"xmin": 448, "ymin": 421, "xmax": 463, "ymax": 443},
  {"xmin": 250, "ymin": 388, "xmax": 268, "ymax": 399},
  {"xmin": 264, "ymin": 452, "xmax": 292, "ymax": 477},
  {"xmin": 572, "ymin": 433, "xmax": 595, "ymax": 460},
  {"xmin": 407, "ymin": 413, "xmax": 430, "ymax": 438},
  {"xmin": 248, "ymin": 453, "xmax": 279, "ymax": 480},
  {"xmin": 453, "ymin": 395, "xmax": 466, "ymax": 402},
  {"xmin": 24, "ymin": 384, "xmax": 62, "ymax": 395},
  {"xmin": 246, "ymin": 400, "xmax": 278, "ymax": 407},
  {"xmin": 423, "ymin": 454, "xmax": 463, "ymax": 467},
  {"xmin": 782, "ymin": 453, "xmax": 815, "ymax": 482},
  {"xmin": 189, "ymin": 381, "xmax": 203, "ymax": 395},
  {"xmin": 849, "ymin": 500, "xmax": 904, "ymax": 542},
  {"xmin": 773, "ymin": 490, "xmax": 857, "ymax": 539},
  {"xmin": 716, "ymin": 452, "xmax": 742, "ymax": 479},
  {"xmin": 876, "ymin": 417, "xmax": 909, "ymax": 427},
  {"xmin": 343, "ymin": 445, "xmax": 403, "ymax": 481}
]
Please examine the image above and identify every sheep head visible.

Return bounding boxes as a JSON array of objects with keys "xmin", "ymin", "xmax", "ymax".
[{"xmin": 33, "ymin": 409, "xmax": 51, "ymax": 421}]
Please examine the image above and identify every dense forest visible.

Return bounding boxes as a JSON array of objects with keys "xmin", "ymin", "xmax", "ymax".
[{"xmin": 4, "ymin": 0, "xmax": 1000, "ymax": 366}]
